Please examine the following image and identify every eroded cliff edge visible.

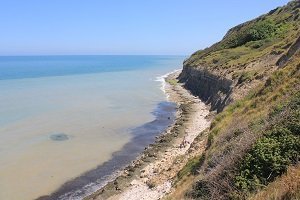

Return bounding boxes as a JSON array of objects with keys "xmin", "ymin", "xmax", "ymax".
[
  {"xmin": 178, "ymin": 0, "xmax": 300, "ymax": 112},
  {"xmin": 179, "ymin": 66, "xmax": 233, "ymax": 112},
  {"xmin": 166, "ymin": 1, "xmax": 300, "ymax": 199}
]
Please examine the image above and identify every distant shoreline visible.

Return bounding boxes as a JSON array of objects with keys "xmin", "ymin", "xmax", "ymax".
[{"xmin": 85, "ymin": 70, "xmax": 212, "ymax": 200}]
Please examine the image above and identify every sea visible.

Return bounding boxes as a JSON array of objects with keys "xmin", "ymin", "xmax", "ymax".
[{"xmin": 0, "ymin": 55, "xmax": 185, "ymax": 200}]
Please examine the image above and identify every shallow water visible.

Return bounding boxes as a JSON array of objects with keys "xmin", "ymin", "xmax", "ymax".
[{"xmin": 0, "ymin": 55, "xmax": 184, "ymax": 200}]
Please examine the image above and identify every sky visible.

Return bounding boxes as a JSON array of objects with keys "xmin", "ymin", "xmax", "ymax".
[{"xmin": 0, "ymin": 0, "xmax": 291, "ymax": 55}]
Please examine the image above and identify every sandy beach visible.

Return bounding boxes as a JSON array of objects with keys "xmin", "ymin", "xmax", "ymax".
[{"xmin": 85, "ymin": 70, "xmax": 212, "ymax": 200}]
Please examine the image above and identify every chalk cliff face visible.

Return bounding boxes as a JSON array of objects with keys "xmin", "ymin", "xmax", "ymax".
[{"xmin": 178, "ymin": 0, "xmax": 300, "ymax": 112}]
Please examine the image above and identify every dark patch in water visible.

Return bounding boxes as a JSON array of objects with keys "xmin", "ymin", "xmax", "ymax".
[
  {"xmin": 50, "ymin": 133, "xmax": 69, "ymax": 141},
  {"xmin": 36, "ymin": 101, "xmax": 176, "ymax": 200}
]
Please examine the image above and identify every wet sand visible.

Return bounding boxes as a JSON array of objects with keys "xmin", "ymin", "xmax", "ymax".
[{"xmin": 85, "ymin": 70, "xmax": 212, "ymax": 200}]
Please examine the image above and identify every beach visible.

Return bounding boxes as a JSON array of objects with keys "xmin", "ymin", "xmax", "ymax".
[{"xmin": 85, "ymin": 70, "xmax": 212, "ymax": 200}]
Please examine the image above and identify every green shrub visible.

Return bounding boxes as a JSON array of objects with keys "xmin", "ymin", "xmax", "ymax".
[
  {"xmin": 207, "ymin": 133, "xmax": 214, "ymax": 148},
  {"xmin": 225, "ymin": 20, "xmax": 277, "ymax": 48},
  {"xmin": 251, "ymin": 41, "xmax": 264, "ymax": 49},
  {"xmin": 275, "ymin": 22, "xmax": 292, "ymax": 38},
  {"xmin": 245, "ymin": 40, "xmax": 265, "ymax": 49},
  {"xmin": 235, "ymin": 94, "xmax": 300, "ymax": 192},
  {"xmin": 225, "ymin": 31, "xmax": 249, "ymax": 48},
  {"xmin": 247, "ymin": 20, "xmax": 276, "ymax": 41},
  {"xmin": 177, "ymin": 154, "xmax": 206, "ymax": 180},
  {"xmin": 235, "ymin": 128, "xmax": 299, "ymax": 191}
]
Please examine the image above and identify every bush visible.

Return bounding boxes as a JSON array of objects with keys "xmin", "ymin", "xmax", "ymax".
[
  {"xmin": 247, "ymin": 20, "xmax": 276, "ymax": 41},
  {"xmin": 235, "ymin": 128, "xmax": 299, "ymax": 191},
  {"xmin": 245, "ymin": 40, "xmax": 265, "ymax": 49},
  {"xmin": 235, "ymin": 94, "xmax": 300, "ymax": 192},
  {"xmin": 177, "ymin": 155, "xmax": 204, "ymax": 180},
  {"xmin": 189, "ymin": 180, "xmax": 211, "ymax": 199},
  {"xmin": 225, "ymin": 20, "xmax": 277, "ymax": 48}
]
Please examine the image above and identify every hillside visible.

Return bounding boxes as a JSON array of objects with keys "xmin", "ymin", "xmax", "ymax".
[
  {"xmin": 179, "ymin": 0, "xmax": 300, "ymax": 112},
  {"xmin": 166, "ymin": 1, "xmax": 300, "ymax": 199}
]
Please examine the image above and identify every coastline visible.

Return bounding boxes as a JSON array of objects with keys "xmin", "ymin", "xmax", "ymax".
[
  {"xmin": 36, "ymin": 71, "xmax": 180, "ymax": 200},
  {"xmin": 85, "ymin": 70, "xmax": 212, "ymax": 200},
  {"xmin": 36, "ymin": 102, "xmax": 177, "ymax": 200}
]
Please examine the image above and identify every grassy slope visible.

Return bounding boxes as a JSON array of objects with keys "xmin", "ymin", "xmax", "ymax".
[
  {"xmin": 167, "ymin": 1, "xmax": 300, "ymax": 200},
  {"xmin": 185, "ymin": 0, "xmax": 300, "ymax": 81}
]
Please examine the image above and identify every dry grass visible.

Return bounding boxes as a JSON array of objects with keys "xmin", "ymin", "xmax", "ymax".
[
  {"xmin": 163, "ymin": 176, "xmax": 196, "ymax": 200},
  {"xmin": 170, "ymin": 2, "xmax": 300, "ymax": 199},
  {"xmin": 250, "ymin": 164, "xmax": 300, "ymax": 200},
  {"xmin": 184, "ymin": 52, "xmax": 300, "ymax": 200}
]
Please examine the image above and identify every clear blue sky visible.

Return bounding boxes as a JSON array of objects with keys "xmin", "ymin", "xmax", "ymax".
[{"xmin": 0, "ymin": 0, "xmax": 290, "ymax": 55}]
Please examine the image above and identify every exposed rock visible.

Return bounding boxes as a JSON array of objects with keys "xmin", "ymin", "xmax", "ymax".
[
  {"xmin": 50, "ymin": 133, "xmax": 69, "ymax": 141},
  {"xmin": 277, "ymin": 36, "xmax": 300, "ymax": 67},
  {"xmin": 179, "ymin": 67, "xmax": 233, "ymax": 112}
]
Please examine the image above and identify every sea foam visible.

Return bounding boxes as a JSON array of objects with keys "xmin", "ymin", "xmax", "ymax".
[{"xmin": 155, "ymin": 69, "xmax": 181, "ymax": 100}]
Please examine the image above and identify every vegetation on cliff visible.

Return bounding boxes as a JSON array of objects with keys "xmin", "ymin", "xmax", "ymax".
[
  {"xmin": 185, "ymin": 0, "xmax": 299, "ymax": 75},
  {"xmin": 168, "ymin": 1, "xmax": 300, "ymax": 199}
]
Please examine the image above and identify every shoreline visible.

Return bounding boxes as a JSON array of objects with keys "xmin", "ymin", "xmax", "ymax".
[
  {"xmin": 155, "ymin": 68, "xmax": 182, "ymax": 100},
  {"xmin": 36, "ymin": 71, "xmax": 180, "ymax": 200},
  {"xmin": 36, "ymin": 102, "xmax": 177, "ymax": 200},
  {"xmin": 85, "ymin": 70, "xmax": 212, "ymax": 200}
]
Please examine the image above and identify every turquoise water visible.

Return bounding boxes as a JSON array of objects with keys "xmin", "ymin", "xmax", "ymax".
[
  {"xmin": 0, "ymin": 55, "xmax": 184, "ymax": 200},
  {"xmin": 0, "ymin": 55, "xmax": 182, "ymax": 80}
]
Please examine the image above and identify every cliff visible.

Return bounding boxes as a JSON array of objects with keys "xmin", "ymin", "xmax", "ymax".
[
  {"xmin": 179, "ymin": 67, "xmax": 233, "ymax": 112},
  {"xmin": 167, "ymin": 1, "xmax": 300, "ymax": 199},
  {"xmin": 179, "ymin": 0, "xmax": 300, "ymax": 112}
]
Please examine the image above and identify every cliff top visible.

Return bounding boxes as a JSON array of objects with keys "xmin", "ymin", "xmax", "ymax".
[
  {"xmin": 167, "ymin": 1, "xmax": 300, "ymax": 199},
  {"xmin": 184, "ymin": 0, "xmax": 300, "ymax": 82}
]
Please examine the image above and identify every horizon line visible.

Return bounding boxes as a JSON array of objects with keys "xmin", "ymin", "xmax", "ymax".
[{"xmin": 0, "ymin": 54, "xmax": 188, "ymax": 57}]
